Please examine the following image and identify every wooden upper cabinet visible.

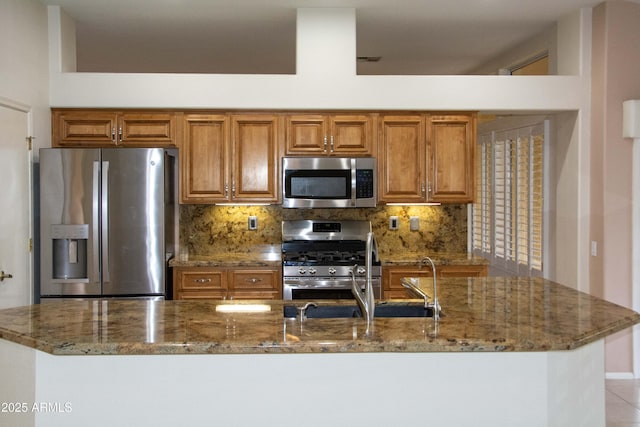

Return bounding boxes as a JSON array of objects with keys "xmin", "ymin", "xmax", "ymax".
[
  {"xmin": 52, "ymin": 109, "xmax": 180, "ymax": 147},
  {"xmin": 285, "ymin": 114, "xmax": 374, "ymax": 156},
  {"xmin": 119, "ymin": 113, "xmax": 179, "ymax": 147},
  {"xmin": 285, "ymin": 115, "xmax": 327, "ymax": 155},
  {"xmin": 231, "ymin": 115, "xmax": 280, "ymax": 203},
  {"xmin": 181, "ymin": 114, "xmax": 229, "ymax": 203},
  {"xmin": 378, "ymin": 112, "xmax": 476, "ymax": 204},
  {"xmin": 180, "ymin": 113, "xmax": 281, "ymax": 204},
  {"xmin": 53, "ymin": 110, "xmax": 118, "ymax": 146},
  {"xmin": 428, "ymin": 114, "xmax": 476, "ymax": 203},
  {"xmin": 378, "ymin": 115, "xmax": 426, "ymax": 203}
]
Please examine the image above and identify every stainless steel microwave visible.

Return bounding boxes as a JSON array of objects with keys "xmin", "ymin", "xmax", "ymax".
[{"xmin": 282, "ymin": 157, "xmax": 376, "ymax": 208}]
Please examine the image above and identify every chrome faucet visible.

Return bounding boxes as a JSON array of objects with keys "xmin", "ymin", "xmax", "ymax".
[
  {"xmin": 298, "ymin": 302, "xmax": 318, "ymax": 321},
  {"xmin": 351, "ymin": 232, "xmax": 377, "ymax": 323},
  {"xmin": 401, "ymin": 256, "xmax": 440, "ymax": 320}
]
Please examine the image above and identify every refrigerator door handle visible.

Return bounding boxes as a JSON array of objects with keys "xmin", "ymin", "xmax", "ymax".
[
  {"xmin": 92, "ymin": 161, "xmax": 101, "ymax": 284},
  {"xmin": 102, "ymin": 161, "xmax": 110, "ymax": 284}
]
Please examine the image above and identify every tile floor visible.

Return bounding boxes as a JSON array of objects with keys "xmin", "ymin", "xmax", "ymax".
[{"xmin": 607, "ymin": 379, "xmax": 640, "ymax": 426}]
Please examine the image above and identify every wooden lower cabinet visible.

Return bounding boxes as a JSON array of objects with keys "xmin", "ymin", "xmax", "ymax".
[
  {"xmin": 173, "ymin": 267, "xmax": 281, "ymax": 300},
  {"xmin": 382, "ymin": 264, "xmax": 488, "ymax": 299}
]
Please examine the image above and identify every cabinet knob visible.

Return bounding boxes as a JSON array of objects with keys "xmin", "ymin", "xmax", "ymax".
[
  {"xmin": 330, "ymin": 135, "xmax": 334, "ymax": 153},
  {"xmin": 245, "ymin": 277, "xmax": 263, "ymax": 284},
  {"xmin": 193, "ymin": 278, "xmax": 212, "ymax": 283},
  {"xmin": 323, "ymin": 136, "xmax": 328, "ymax": 153}
]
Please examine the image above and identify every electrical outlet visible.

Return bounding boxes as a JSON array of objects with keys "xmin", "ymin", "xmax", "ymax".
[
  {"xmin": 248, "ymin": 216, "xmax": 258, "ymax": 231},
  {"xmin": 389, "ymin": 216, "xmax": 399, "ymax": 230},
  {"xmin": 409, "ymin": 216, "xmax": 419, "ymax": 231}
]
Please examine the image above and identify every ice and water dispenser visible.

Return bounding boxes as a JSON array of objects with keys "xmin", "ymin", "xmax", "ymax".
[{"xmin": 50, "ymin": 224, "xmax": 89, "ymax": 281}]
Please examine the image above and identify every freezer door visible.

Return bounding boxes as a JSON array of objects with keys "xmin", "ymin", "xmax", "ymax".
[
  {"xmin": 101, "ymin": 148, "xmax": 165, "ymax": 296},
  {"xmin": 39, "ymin": 148, "xmax": 102, "ymax": 296}
]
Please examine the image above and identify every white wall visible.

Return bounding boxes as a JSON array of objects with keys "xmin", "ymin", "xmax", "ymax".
[{"xmin": 0, "ymin": 0, "xmax": 50, "ymax": 152}]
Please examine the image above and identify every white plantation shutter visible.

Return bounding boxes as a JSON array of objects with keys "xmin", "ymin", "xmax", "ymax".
[
  {"xmin": 472, "ymin": 122, "xmax": 545, "ymax": 276},
  {"xmin": 473, "ymin": 135, "xmax": 491, "ymax": 253}
]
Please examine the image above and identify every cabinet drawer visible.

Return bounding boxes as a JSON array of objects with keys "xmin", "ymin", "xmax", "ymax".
[
  {"xmin": 176, "ymin": 269, "xmax": 226, "ymax": 290},
  {"xmin": 230, "ymin": 270, "xmax": 278, "ymax": 291}
]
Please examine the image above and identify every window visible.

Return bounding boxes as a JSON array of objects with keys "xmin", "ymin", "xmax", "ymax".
[{"xmin": 472, "ymin": 122, "xmax": 546, "ymax": 276}]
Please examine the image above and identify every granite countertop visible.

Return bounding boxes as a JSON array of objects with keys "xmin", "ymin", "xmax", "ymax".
[
  {"xmin": 168, "ymin": 247, "xmax": 487, "ymax": 268},
  {"xmin": 379, "ymin": 251, "xmax": 489, "ymax": 266},
  {"xmin": 0, "ymin": 277, "xmax": 638, "ymax": 356},
  {"xmin": 169, "ymin": 245, "xmax": 282, "ymax": 268}
]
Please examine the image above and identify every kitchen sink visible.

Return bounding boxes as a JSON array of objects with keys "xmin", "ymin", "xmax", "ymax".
[
  {"xmin": 283, "ymin": 305, "xmax": 360, "ymax": 318},
  {"xmin": 283, "ymin": 302, "xmax": 434, "ymax": 319}
]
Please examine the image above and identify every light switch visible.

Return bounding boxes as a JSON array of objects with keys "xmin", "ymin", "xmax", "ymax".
[
  {"xmin": 410, "ymin": 216, "xmax": 419, "ymax": 231},
  {"xmin": 248, "ymin": 216, "xmax": 258, "ymax": 231},
  {"xmin": 389, "ymin": 216, "xmax": 399, "ymax": 230}
]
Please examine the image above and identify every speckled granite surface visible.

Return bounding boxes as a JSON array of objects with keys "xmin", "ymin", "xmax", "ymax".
[
  {"xmin": 380, "ymin": 251, "xmax": 488, "ymax": 266},
  {"xmin": 169, "ymin": 245, "xmax": 282, "ymax": 268},
  {"xmin": 180, "ymin": 204, "xmax": 467, "ymax": 255},
  {"xmin": 167, "ymin": 248, "xmax": 486, "ymax": 268},
  {"xmin": 1, "ymin": 277, "xmax": 637, "ymax": 355}
]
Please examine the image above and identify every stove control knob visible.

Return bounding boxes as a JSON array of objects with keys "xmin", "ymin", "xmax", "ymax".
[
  {"xmin": 357, "ymin": 267, "xmax": 366, "ymax": 275},
  {"xmin": 298, "ymin": 268, "xmax": 307, "ymax": 275},
  {"xmin": 328, "ymin": 268, "xmax": 336, "ymax": 275},
  {"xmin": 308, "ymin": 268, "xmax": 317, "ymax": 275}
]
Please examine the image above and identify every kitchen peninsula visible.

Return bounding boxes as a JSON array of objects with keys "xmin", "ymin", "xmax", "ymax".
[{"xmin": 0, "ymin": 277, "xmax": 637, "ymax": 427}]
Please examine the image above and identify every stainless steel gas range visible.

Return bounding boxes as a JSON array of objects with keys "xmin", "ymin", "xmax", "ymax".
[{"xmin": 281, "ymin": 220, "xmax": 382, "ymax": 300}]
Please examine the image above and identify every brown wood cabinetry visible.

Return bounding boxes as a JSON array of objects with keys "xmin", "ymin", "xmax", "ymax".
[
  {"xmin": 378, "ymin": 115, "xmax": 426, "ymax": 203},
  {"xmin": 173, "ymin": 267, "xmax": 281, "ymax": 300},
  {"xmin": 285, "ymin": 114, "xmax": 374, "ymax": 156},
  {"xmin": 382, "ymin": 264, "xmax": 488, "ymax": 299},
  {"xmin": 180, "ymin": 113, "xmax": 280, "ymax": 204},
  {"xmin": 428, "ymin": 114, "xmax": 476, "ymax": 203},
  {"xmin": 378, "ymin": 112, "xmax": 476, "ymax": 204},
  {"xmin": 52, "ymin": 109, "xmax": 180, "ymax": 147}
]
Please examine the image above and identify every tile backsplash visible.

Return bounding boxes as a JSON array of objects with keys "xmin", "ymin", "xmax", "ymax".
[{"xmin": 180, "ymin": 204, "xmax": 467, "ymax": 255}]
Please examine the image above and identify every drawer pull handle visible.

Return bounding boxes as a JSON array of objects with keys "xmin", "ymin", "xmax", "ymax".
[
  {"xmin": 193, "ymin": 278, "xmax": 212, "ymax": 283},
  {"xmin": 245, "ymin": 277, "xmax": 263, "ymax": 284}
]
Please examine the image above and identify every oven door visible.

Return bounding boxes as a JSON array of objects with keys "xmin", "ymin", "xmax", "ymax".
[
  {"xmin": 282, "ymin": 277, "xmax": 382, "ymax": 300},
  {"xmin": 283, "ymin": 169, "xmax": 353, "ymax": 208}
]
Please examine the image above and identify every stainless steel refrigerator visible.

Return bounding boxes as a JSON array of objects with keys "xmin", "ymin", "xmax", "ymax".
[{"xmin": 39, "ymin": 148, "xmax": 177, "ymax": 299}]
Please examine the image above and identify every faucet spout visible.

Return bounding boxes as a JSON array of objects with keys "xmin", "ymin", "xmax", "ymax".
[
  {"xmin": 350, "ymin": 232, "xmax": 377, "ymax": 323},
  {"xmin": 421, "ymin": 257, "xmax": 440, "ymax": 320}
]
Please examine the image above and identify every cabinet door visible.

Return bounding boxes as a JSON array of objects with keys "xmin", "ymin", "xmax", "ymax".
[
  {"xmin": 229, "ymin": 268, "xmax": 281, "ymax": 299},
  {"xmin": 428, "ymin": 114, "xmax": 475, "ymax": 203},
  {"xmin": 52, "ymin": 110, "xmax": 118, "ymax": 147},
  {"xmin": 285, "ymin": 115, "xmax": 328, "ymax": 155},
  {"xmin": 119, "ymin": 112, "xmax": 179, "ymax": 147},
  {"xmin": 181, "ymin": 114, "xmax": 230, "ymax": 203},
  {"xmin": 173, "ymin": 268, "xmax": 228, "ymax": 300},
  {"xmin": 378, "ymin": 115, "xmax": 426, "ymax": 203},
  {"xmin": 330, "ymin": 114, "xmax": 374, "ymax": 156},
  {"xmin": 231, "ymin": 115, "xmax": 280, "ymax": 203},
  {"xmin": 383, "ymin": 267, "xmax": 434, "ymax": 300}
]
